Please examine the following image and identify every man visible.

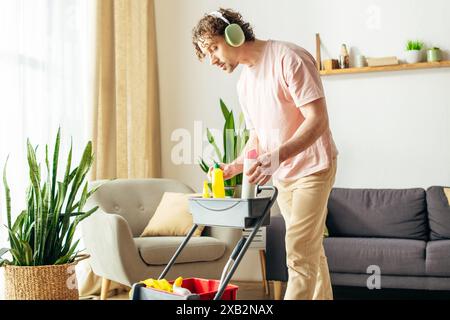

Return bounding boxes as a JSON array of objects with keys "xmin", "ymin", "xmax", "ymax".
[{"xmin": 192, "ymin": 8, "xmax": 338, "ymax": 300}]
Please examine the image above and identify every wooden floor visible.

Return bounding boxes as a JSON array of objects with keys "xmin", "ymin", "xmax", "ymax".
[
  {"xmin": 96, "ymin": 283, "xmax": 450, "ymax": 300},
  {"xmin": 101, "ymin": 281, "xmax": 286, "ymax": 300}
]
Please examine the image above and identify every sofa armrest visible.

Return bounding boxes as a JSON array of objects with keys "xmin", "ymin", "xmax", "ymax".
[
  {"xmin": 265, "ymin": 215, "xmax": 288, "ymax": 282},
  {"xmin": 81, "ymin": 209, "xmax": 145, "ymax": 286}
]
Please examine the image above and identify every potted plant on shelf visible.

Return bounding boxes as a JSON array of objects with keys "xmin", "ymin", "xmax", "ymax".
[
  {"xmin": 198, "ymin": 99, "xmax": 249, "ymax": 198},
  {"xmin": 427, "ymin": 47, "xmax": 442, "ymax": 62},
  {"xmin": 405, "ymin": 40, "xmax": 424, "ymax": 64},
  {"xmin": 0, "ymin": 128, "xmax": 99, "ymax": 300}
]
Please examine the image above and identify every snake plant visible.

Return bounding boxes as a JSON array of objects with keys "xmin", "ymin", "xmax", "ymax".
[
  {"xmin": 0, "ymin": 128, "xmax": 99, "ymax": 266},
  {"xmin": 198, "ymin": 99, "xmax": 250, "ymax": 195}
]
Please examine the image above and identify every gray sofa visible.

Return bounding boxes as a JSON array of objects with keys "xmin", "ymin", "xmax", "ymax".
[{"xmin": 266, "ymin": 186, "xmax": 450, "ymax": 299}]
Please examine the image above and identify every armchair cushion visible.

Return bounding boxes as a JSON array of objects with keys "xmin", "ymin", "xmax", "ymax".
[
  {"xmin": 134, "ymin": 237, "xmax": 226, "ymax": 265},
  {"xmin": 140, "ymin": 192, "xmax": 204, "ymax": 237}
]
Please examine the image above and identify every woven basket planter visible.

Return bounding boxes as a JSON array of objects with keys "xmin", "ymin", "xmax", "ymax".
[{"xmin": 3, "ymin": 261, "xmax": 80, "ymax": 300}]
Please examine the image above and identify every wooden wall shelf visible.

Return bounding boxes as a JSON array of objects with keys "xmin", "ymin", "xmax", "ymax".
[{"xmin": 320, "ymin": 60, "xmax": 450, "ymax": 76}]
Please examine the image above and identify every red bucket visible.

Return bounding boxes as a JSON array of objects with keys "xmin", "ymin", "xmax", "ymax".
[{"xmin": 175, "ymin": 278, "xmax": 238, "ymax": 300}]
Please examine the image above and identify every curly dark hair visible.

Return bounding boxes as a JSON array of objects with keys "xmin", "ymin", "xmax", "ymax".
[{"xmin": 192, "ymin": 8, "xmax": 255, "ymax": 60}]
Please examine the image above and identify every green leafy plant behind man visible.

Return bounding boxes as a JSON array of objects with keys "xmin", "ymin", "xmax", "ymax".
[{"xmin": 198, "ymin": 99, "xmax": 249, "ymax": 195}]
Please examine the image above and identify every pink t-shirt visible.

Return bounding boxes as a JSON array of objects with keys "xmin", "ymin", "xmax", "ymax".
[{"xmin": 237, "ymin": 40, "xmax": 338, "ymax": 182}]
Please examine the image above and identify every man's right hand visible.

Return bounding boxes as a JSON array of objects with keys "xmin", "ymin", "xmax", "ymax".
[{"xmin": 208, "ymin": 162, "xmax": 243, "ymax": 180}]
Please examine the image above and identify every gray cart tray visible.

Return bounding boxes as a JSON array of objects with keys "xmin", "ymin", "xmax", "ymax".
[{"xmin": 189, "ymin": 196, "xmax": 271, "ymax": 228}]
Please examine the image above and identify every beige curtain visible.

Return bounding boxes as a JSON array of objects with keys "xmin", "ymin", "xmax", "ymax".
[
  {"xmin": 92, "ymin": 0, "xmax": 161, "ymax": 180},
  {"xmin": 79, "ymin": 0, "xmax": 161, "ymax": 299}
]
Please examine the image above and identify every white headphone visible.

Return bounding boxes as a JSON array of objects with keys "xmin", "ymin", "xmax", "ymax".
[{"xmin": 209, "ymin": 11, "xmax": 232, "ymax": 25}]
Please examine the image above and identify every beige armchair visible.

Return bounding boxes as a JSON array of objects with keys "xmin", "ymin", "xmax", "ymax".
[{"xmin": 81, "ymin": 178, "xmax": 242, "ymax": 299}]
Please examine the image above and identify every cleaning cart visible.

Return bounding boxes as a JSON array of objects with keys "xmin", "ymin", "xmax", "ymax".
[{"xmin": 130, "ymin": 185, "xmax": 278, "ymax": 300}]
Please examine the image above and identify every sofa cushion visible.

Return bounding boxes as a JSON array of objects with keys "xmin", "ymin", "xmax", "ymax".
[
  {"xmin": 134, "ymin": 236, "xmax": 226, "ymax": 266},
  {"xmin": 324, "ymin": 237, "xmax": 426, "ymax": 276},
  {"xmin": 327, "ymin": 188, "xmax": 428, "ymax": 240},
  {"xmin": 426, "ymin": 240, "xmax": 450, "ymax": 276},
  {"xmin": 427, "ymin": 186, "xmax": 450, "ymax": 240}
]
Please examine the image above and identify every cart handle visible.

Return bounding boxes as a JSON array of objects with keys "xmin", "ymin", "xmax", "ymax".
[{"xmin": 256, "ymin": 185, "xmax": 278, "ymax": 205}]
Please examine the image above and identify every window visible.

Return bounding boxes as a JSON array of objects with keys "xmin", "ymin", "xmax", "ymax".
[{"xmin": 0, "ymin": 0, "xmax": 96, "ymax": 294}]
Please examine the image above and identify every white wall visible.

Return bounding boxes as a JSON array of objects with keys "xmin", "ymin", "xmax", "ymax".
[{"xmin": 154, "ymin": 0, "xmax": 450, "ymax": 281}]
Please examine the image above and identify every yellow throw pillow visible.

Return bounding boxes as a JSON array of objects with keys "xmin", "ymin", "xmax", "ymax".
[
  {"xmin": 140, "ymin": 192, "xmax": 204, "ymax": 237},
  {"xmin": 444, "ymin": 188, "xmax": 450, "ymax": 206}
]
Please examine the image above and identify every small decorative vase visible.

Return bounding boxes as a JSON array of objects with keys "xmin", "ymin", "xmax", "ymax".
[
  {"xmin": 355, "ymin": 55, "xmax": 367, "ymax": 68},
  {"xmin": 427, "ymin": 48, "xmax": 441, "ymax": 62},
  {"xmin": 405, "ymin": 50, "xmax": 422, "ymax": 64},
  {"xmin": 338, "ymin": 44, "xmax": 350, "ymax": 69}
]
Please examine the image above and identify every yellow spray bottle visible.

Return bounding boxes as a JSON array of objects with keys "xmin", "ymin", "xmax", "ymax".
[{"xmin": 211, "ymin": 163, "xmax": 225, "ymax": 198}]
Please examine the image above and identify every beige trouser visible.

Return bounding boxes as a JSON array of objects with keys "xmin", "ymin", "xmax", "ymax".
[{"xmin": 273, "ymin": 158, "xmax": 337, "ymax": 300}]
